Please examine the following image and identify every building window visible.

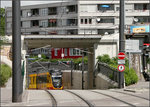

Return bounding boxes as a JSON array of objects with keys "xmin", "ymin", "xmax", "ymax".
[
  {"xmin": 7, "ymin": 23, "xmax": 12, "ymax": 28},
  {"xmin": 85, "ymin": 19, "xmax": 87, "ymax": 24},
  {"xmin": 21, "ymin": 21, "xmax": 22, "ymax": 27},
  {"xmin": 98, "ymin": 29, "xmax": 115, "ymax": 35},
  {"xmin": 31, "ymin": 32, "xmax": 39, "ymax": 35},
  {"xmin": 64, "ymin": 48, "xmax": 67, "ymax": 56},
  {"xmin": 54, "ymin": 49, "xmax": 58, "ymax": 56},
  {"xmin": 21, "ymin": 10, "xmax": 22, "ymax": 16},
  {"xmin": 31, "ymin": 20, "xmax": 39, "ymax": 27},
  {"xmin": 89, "ymin": 19, "xmax": 92, "ymax": 24},
  {"xmin": 40, "ymin": 20, "xmax": 48, "ymax": 27},
  {"xmin": 98, "ymin": 4, "xmax": 114, "ymax": 12},
  {"xmin": 134, "ymin": 16, "xmax": 150, "ymax": 23},
  {"xmin": 31, "ymin": 8, "xmax": 39, "ymax": 16},
  {"xmin": 67, "ymin": 19, "xmax": 78, "ymax": 26},
  {"xmin": 22, "ymin": 21, "xmax": 30, "ymax": 28},
  {"xmin": 116, "ymin": 7, "xmax": 120, "ymax": 11},
  {"xmin": 66, "ymin": 5, "xmax": 77, "ymax": 13},
  {"xmin": 41, "ymin": 8, "xmax": 48, "ymax": 16},
  {"xmin": 97, "ymin": 17, "xmax": 114, "ymax": 24},
  {"xmin": 81, "ymin": 18, "xmax": 92, "ymax": 24},
  {"xmin": 134, "ymin": 4, "xmax": 150, "ymax": 10},
  {"xmin": 7, "ymin": 11, "xmax": 12, "ymax": 17},
  {"xmin": 67, "ymin": 29, "xmax": 78, "ymax": 35},
  {"xmin": 48, "ymin": 7, "xmax": 57, "ymax": 15},
  {"xmin": 69, "ymin": 48, "xmax": 81, "ymax": 56},
  {"xmin": 81, "ymin": 19, "xmax": 83, "ymax": 24},
  {"xmin": 48, "ymin": 19, "xmax": 57, "ymax": 27}
]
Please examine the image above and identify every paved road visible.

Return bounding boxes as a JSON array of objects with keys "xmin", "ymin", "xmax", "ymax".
[{"xmin": 1, "ymin": 89, "xmax": 149, "ymax": 107}]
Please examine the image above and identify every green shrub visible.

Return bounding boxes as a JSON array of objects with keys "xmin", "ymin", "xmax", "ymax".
[
  {"xmin": 110, "ymin": 64, "xmax": 138, "ymax": 86},
  {"xmin": 97, "ymin": 54, "xmax": 138, "ymax": 86},
  {"xmin": 124, "ymin": 67, "xmax": 138, "ymax": 86},
  {"xmin": 0, "ymin": 64, "xmax": 12, "ymax": 87},
  {"xmin": 73, "ymin": 56, "xmax": 88, "ymax": 64},
  {"xmin": 97, "ymin": 54, "xmax": 111, "ymax": 64},
  {"xmin": 109, "ymin": 74, "xmax": 113, "ymax": 80},
  {"xmin": 147, "ymin": 58, "xmax": 150, "ymax": 64},
  {"xmin": 41, "ymin": 54, "xmax": 47, "ymax": 59}
]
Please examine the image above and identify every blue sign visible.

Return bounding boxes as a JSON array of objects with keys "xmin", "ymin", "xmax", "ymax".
[
  {"xmin": 101, "ymin": 5, "xmax": 110, "ymax": 8},
  {"xmin": 130, "ymin": 25, "xmax": 150, "ymax": 33}
]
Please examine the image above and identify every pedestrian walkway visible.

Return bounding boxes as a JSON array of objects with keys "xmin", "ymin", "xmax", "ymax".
[
  {"xmin": 1, "ymin": 89, "xmax": 52, "ymax": 106},
  {"xmin": 124, "ymin": 81, "xmax": 149, "ymax": 92}
]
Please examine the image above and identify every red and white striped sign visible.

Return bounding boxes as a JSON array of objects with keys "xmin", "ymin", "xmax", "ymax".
[{"xmin": 118, "ymin": 52, "xmax": 125, "ymax": 60}]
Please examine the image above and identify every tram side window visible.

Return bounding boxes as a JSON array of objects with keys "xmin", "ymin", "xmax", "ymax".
[
  {"xmin": 29, "ymin": 77, "xmax": 31, "ymax": 84},
  {"xmin": 37, "ymin": 75, "xmax": 47, "ymax": 84},
  {"xmin": 47, "ymin": 75, "xmax": 51, "ymax": 83}
]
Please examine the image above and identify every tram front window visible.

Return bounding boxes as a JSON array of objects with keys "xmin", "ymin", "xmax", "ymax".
[{"xmin": 52, "ymin": 77, "xmax": 62, "ymax": 88}]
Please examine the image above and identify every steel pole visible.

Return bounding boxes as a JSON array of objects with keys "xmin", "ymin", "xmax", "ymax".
[
  {"xmin": 71, "ymin": 60, "xmax": 73, "ymax": 87},
  {"xmin": 119, "ymin": 0, "xmax": 125, "ymax": 88},
  {"xmin": 12, "ymin": 0, "xmax": 22, "ymax": 102},
  {"xmin": 82, "ymin": 52, "xmax": 84, "ymax": 90}
]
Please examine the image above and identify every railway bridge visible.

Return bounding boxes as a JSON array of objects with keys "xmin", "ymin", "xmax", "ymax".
[{"xmin": 23, "ymin": 34, "xmax": 101, "ymax": 89}]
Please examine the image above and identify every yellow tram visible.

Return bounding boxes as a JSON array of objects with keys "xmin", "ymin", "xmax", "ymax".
[{"xmin": 28, "ymin": 69, "xmax": 63, "ymax": 90}]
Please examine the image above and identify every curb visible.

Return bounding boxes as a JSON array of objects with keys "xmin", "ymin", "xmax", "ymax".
[{"xmin": 124, "ymin": 89, "xmax": 136, "ymax": 93}]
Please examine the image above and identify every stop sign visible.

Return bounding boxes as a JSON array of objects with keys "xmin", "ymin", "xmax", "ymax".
[{"xmin": 118, "ymin": 52, "xmax": 125, "ymax": 60}]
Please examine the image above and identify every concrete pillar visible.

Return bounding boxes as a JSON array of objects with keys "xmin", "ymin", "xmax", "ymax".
[{"xmin": 87, "ymin": 47, "xmax": 94, "ymax": 89}]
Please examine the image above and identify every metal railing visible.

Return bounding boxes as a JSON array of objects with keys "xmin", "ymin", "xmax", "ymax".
[{"xmin": 93, "ymin": 62, "xmax": 122, "ymax": 88}]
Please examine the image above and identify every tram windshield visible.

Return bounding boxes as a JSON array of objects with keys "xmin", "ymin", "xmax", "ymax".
[{"xmin": 52, "ymin": 76, "xmax": 62, "ymax": 88}]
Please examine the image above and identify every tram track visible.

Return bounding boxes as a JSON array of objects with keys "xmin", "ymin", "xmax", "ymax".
[
  {"xmin": 46, "ymin": 90, "xmax": 57, "ymax": 107},
  {"xmin": 65, "ymin": 90, "xmax": 94, "ymax": 107},
  {"xmin": 91, "ymin": 90, "xmax": 137, "ymax": 107},
  {"xmin": 110, "ymin": 90, "xmax": 149, "ymax": 101}
]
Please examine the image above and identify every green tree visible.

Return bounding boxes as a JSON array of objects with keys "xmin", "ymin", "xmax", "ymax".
[{"xmin": 0, "ymin": 8, "xmax": 5, "ymax": 36}]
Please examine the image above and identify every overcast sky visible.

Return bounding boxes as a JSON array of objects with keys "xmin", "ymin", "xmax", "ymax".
[{"xmin": 1, "ymin": 0, "xmax": 66, "ymax": 8}]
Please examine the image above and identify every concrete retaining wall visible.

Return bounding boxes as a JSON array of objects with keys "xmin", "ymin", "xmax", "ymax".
[
  {"xmin": 62, "ymin": 70, "xmax": 88, "ymax": 89},
  {"xmin": 95, "ymin": 73, "xmax": 118, "ymax": 89},
  {"xmin": 62, "ymin": 70, "xmax": 118, "ymax": 89}
]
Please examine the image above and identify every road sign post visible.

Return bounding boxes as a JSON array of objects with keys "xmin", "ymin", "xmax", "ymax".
[{"xmin": 118, "ymin": 65, "xmax": 125, "ymax": 72}]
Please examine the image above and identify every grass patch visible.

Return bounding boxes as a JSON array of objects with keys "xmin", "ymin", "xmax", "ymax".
[{"xmin": 0, "ymin": 64, "xmax": 12, "ymax": 87}]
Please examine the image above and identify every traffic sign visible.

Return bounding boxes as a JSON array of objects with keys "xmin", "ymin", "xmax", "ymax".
[
  {"xmin": 125, "ymin": 40, "xmax": 141, "ymax": 53},
  {"xmin": 118, "ymin": 65, "xmax": 125, "ymax": 72},
  {"xmin": 118, "ymin": 52, "xmax": 125, "ymax": 60},
  {"xmin": 118, "ymin": 60, "xmax": 125, "ymax": 65}
]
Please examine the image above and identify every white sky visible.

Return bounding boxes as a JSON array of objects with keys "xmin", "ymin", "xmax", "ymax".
[{"xmin": 1, "ymin": 0, "xmax": 66, "ymax": 8}]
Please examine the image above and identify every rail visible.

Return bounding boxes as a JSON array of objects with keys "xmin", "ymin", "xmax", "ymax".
[
  {"xmin": 97, "ymin": 62, "xmax": 120, "ymax": 83},
  {"xmin": 93, "ymin": 62, "xmax": 124, "ymax": 88},
  {"xmin": 65, "ymin": 90, "xmax": 94, "ymax": 107},
  {"xmin": 91, "ymin": 90, "xmax": 136, "ymax": 107},
  {"xmin": 46, "ymin": 90, "xmax": 57, "ymax": 107}
]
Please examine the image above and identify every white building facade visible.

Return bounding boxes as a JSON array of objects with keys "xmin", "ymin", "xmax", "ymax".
[{"xmin": 5, "ymin": 0, "xmax": 150, "ymax": 36}]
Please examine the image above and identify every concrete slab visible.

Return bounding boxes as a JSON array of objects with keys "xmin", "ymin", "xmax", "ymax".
[
  {"xmin": 69, "ymin": 90, "xmax": 129, "ymax": 106},
  {"xmin": 48, "ymin": 90, "xmax": 88, "ymax": 106},
  {"xmin": 93, "ymin": 90, "xmax": 149, "ymax": 106}
]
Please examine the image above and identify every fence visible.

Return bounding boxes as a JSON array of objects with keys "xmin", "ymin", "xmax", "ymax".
[{"xmin": 94, "ymin": 62, "xmax": 123, "ymax": 87}]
